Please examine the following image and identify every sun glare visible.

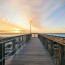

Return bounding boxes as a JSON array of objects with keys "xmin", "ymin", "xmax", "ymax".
[
  {"xmin": 15, "ymin": 30, "xmax": 19, "ymax": 33},
  {"xmin": 14, "ymin": 29, "xmax": 20, "ymax": 33}
]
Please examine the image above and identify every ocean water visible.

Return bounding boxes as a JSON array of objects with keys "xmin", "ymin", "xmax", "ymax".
[
  {"xmin": 0, "ymin": 33, "xmax": 65, "ymax": 38},
  {"xmin": 45, "ymin": 33, "xmax": 65, "ymax": 37},
  {"xmin": 0, "ymin": 33, "xmax": 25, "ymax": 38}
]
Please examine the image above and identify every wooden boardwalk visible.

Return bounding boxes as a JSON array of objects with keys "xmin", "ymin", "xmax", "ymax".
[{"xmin": 6, "ymin": 38, "xmax": 55, "ymax": 65}]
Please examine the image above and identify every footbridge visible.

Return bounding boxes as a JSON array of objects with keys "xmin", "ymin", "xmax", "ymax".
[{"xmin": 0, "ymin": 34, "xmax": 65, "ymax": 65}]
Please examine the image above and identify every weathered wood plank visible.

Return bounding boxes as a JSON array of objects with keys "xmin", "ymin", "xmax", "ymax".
[{"xmin": 6, "ymin": 38, "xmax": 55, "ymax": 65}]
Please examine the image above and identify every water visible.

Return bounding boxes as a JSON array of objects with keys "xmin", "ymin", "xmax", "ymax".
[
  {"xmin": 0, "ymin": 33, "xmax": 25, "ymax": 38},
  {"xmin": 44, "ymin": 33, "xmax": 65, "ymax": 37},
  {"xmin": 0, "ymin": 33, "xmax": 65, "ymax": 38}
]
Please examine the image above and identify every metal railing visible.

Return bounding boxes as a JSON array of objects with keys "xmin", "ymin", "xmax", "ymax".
[
  {"xmin": 38, "ymin": 34, "xmax": 65, "ymax": 65},
  {"xmin": 0, "ymin": 34, "xmax": 31, "ymax": 65}
]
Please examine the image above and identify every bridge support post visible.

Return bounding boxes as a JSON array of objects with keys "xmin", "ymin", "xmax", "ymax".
[{"xmin": 0, "ymin": 43, "xmax": 5, "ymax": 65}]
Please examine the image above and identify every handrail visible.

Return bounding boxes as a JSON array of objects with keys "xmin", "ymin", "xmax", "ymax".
[
  {"xmin": 39, "ymin": 34, "xmax": 65, "ymax": 45},
  {"xmin": 38, "ymin": 34, "xmax": 65, "ymax": 65},
  {"xmin": 1, "ymin": 33, "xmax": 65, "ymax": 65},
  {"xmin": 0, "ymin": 34, "xmax": 32, "ymax": 65}
]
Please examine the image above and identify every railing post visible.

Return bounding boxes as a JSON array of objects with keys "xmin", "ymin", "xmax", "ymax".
[
  {"xmin": 0, "ymin": 43, "xmax": 5, "ymax": 65},
  {"xmin": 28, "ymin": 34, "xmax": 29, "ymax": 40},
  {"xmin": 53, "ymin": 44, "xmax": 65, "ymax": 65},
  {"xmin": 48, "ymin": 40, "xmax": 53, "ymax": 56},
  {"xmin": 26, "ymin": 35, "xmax": 28, "ymax": 42},
  {"xmin": 53, "ymin": 42, "xmax": 60, "ymax": 65},
  {"xmin": 18, "ymin": 37, "xmax": 21, "ymax": 48},
  {"xmin": 26, "ymin": 34, "xmax": 31, "ymax": 42},
  {"xmin": 20, "ymin": 36, "xmax": 23, "ymax": 43},
  {"xmin": 12, "ymin": 39, "xmax": 16, "ymax": 55},
  {"xmin": 61, "ymin": 45, "xmax": 65, "ymax": 65},
  {"xmin": 27, "ymin": 34, "xmax": 29, "ymax": 41},
  {"xmin": 22, "ymin": 36, "xmax": 23, "ymax": 42},
  {"xmin": 22, "ymin": 36, "xmax": 24, "ymax": 45},
  {"xmin": 45, "ymin": 38, "xmax": 48, "ymax": 50}
]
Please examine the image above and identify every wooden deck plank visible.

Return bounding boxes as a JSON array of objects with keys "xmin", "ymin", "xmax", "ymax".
[{"xmin": 6, "ymin": 38, "xmax": 55, "ymax": 65}]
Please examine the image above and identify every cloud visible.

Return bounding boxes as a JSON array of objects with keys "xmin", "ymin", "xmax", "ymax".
[
  {"xmin": 0, "ymin": 0, "xmax": 65, "ymax": 33},
  {"xmin": 0, "ymin": 17, "xmax": 24, "ymax": 30}
]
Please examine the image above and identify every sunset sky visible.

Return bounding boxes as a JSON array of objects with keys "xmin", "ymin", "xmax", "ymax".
[{"xmin": 0, "ymin": 0, "xmax": 65, "ymax": 33}]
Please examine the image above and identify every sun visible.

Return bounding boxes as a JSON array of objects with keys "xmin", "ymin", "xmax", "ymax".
[
  {"xmin": 15, "ymin": 30, "xmax": 19, "ymax": 33},
  {"xmin": 14, "ymin": 29, "xmax": 20, "ymax": 33}
]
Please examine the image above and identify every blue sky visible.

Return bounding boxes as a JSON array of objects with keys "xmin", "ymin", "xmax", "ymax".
[{"xmin": 0, "ymin": 0, "xmax": 65, "ymax": 33}]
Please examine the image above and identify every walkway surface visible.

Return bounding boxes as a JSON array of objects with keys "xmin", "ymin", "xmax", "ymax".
[{"xmin": 6, "ymin": 38, "xmax": 55, "ymax": 65}]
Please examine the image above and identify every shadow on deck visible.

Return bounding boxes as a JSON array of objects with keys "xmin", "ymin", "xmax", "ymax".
[{"xmin": 6, "ymin": 37, "xmax": 55, "ymax": 65}]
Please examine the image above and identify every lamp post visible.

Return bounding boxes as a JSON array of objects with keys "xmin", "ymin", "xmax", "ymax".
[{"xmin": 30, "ymin": 21, "xmax": 32, "ymax": 34}]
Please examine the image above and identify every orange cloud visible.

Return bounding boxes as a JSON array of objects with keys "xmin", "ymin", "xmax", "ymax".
[{"xmin": 0, "ymin": 18, "xmax": 25, "ymax": 33}]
